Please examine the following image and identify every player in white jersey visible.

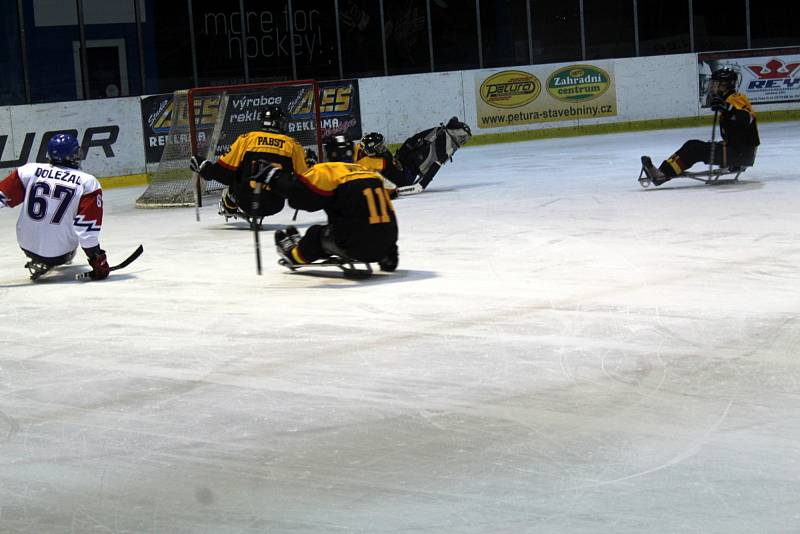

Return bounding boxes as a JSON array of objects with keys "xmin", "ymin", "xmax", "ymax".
[{"xmin": 0, "ymin": 133, "xmax": 109, "ymax": 280}]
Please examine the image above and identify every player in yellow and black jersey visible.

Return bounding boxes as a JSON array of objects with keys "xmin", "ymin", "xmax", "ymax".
[
  {"xmin": 189, "ymin": 106, "xmax": 308, "ymax": 223},
  {"xmin": 255, "ymin": 135, "xmax": 399, "ymax": 272},
  {"xmin": 641, "ymin": 67, "xmax": 760, "ymax": 186},
  {"xmin": 353, "ymin": 132, "xmax": 403, "ymax": 186}
]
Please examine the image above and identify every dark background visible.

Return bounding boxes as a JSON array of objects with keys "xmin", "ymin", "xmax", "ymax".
[{"xmin": 1, "ymin": 0, "xmax": 797, "ymax": 106}]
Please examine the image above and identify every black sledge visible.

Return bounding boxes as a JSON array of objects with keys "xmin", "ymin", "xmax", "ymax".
[
  {"xmin": 638, "ymin": 165, "xmax": 749, "ymax": 188},
  {"xmin": 277, "ymin": 256, "xmax": 374, "ymax": 279}
]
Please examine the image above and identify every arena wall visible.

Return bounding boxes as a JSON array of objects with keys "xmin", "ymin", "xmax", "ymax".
[{"xmin": 1, "ymin": 53, "xmax": 798, "ymax": 187}]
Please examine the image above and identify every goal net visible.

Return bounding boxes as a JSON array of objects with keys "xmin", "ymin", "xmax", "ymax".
[{"xmin": 136, "ymin": 80, "xmax": 322, "ymax": 208}]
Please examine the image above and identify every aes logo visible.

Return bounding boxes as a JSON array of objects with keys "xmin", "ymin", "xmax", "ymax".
[
  {"xmin": 320, "ymin": 85, "xmax": 353, "ymax": 114},
  {"xmin": 292, "ymin": 84, "xmax": 354, "ymax": 115}
]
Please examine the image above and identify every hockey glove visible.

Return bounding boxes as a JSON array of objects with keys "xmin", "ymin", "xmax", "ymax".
[
  {"xmin": 305, "ymin": 148, "xmax": 318, "ymax": 166},
  {"xmin": 378, "ymin": 245, "xmax": 399, "ymax": 272},
  {"xmin": 84, "ymin": 246, "xmax": 110, "ymax": 280},
  {"xmin": 251, "ymin": 161, "xmax": 281, "ymax": 185},
  {"xmin": 189, "ymin": 155, "xmax": 209, "ymax": 174},
  {"xmin": 710, "ymin": 96, "xmax": 732, "ymax": 113}
]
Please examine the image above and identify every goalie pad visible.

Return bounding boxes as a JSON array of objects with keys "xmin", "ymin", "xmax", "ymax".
[{"xmin": 395, "ymin": 117, "xmax": 472, "ymax": 186}]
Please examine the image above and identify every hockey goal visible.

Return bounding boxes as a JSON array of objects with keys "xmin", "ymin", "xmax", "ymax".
[{"xmin": 136, "ymin": 80, "xmax": 323, "ymax": 208}]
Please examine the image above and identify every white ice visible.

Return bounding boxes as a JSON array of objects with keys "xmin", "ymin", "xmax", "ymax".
[{"xmin": 1, "ymin": 121, "xmax": 799, "ymax": 533}]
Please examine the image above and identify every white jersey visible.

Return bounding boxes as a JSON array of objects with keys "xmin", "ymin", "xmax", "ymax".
[{"xmin": 0, "ymin": 162, "xmax": 103, "ymax": 258}]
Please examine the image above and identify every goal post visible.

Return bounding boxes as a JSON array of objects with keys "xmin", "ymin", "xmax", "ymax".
[{"xmin": 136, "ymin": 79, "xmax": 323, "ymax": 208}]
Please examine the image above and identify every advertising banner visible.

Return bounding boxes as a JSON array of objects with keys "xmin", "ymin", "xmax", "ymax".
[
  {"xmin": 140, "ymin": 92, "xmax": 182, "ymax": 164},
  {"xmin": 698, "ymin": 48, "xmax": 800, "ymax": 107},
  {"xmin": 1, "ymin": 99, "xmax": 145, "ymax": 176},
  {"xmin": 316, "ymin": 79, "xmax": 363, "ymax": 143},
  {"xmin": 140, "ymin": 80, "xmax": 362, "ymax": 164},
  {"xmin": 475, "ymin": 62, "xmax": 617, "ymax": 129}
]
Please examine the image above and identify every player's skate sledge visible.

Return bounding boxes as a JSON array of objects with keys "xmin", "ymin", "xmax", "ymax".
[
  {"xmin": 218, "ymin": 188, "xmax": 264, "ymax": 228},
  {"xmin": 275, "ymin": 226, "xmax": 374, "ymax": 279},
  {"xmin": 638, "ymin": 156, "xmax": 668, "ymax": 187},
  {"xmin": 24, "ymin": 250, "xmax": 76, "ymax": 281},
  {"xmin": 679, "ymin": 165, "xmax": 748, "ymax": 185},
  {"xmin": 274, "ymin": 226, "xmax": 302, "ymax": 263},
  {"xmin": 278, "ymin": 255, "xmax": 374, "ymax": 279},
  {"xmin": 25, "ymin": 260, "xmax": 51, "ymax": 281},
  {"xmin": 639, "ymin": 155, "xmax": 749, "ymax": 187}
]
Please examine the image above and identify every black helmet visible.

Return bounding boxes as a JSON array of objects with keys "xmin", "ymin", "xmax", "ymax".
[
  {"xmin": 262, "ymin": 106, "xmax": 287, "ymax": 133},
  {"xmin": 324, "ymin": 135, "xmax": 354, "ymax": 162},
  {"xmin": 709, "ymin": 67, "xmax": 739, "ymax": 96},
  {"xmin": 360, "ymin": 132, "xmax": 385, "ymax": 156}
]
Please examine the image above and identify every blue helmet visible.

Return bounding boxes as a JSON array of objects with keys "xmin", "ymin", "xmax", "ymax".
[{"xmin": 47, "ymin": 133, "xmax": 82, "ymax": 169}]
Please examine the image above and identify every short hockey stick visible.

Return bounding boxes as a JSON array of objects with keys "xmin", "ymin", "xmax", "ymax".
[
  {"xmin": 708, "ymin": 110, "xmax": 718, "ymax": 174},
  {"xmin": 75, "ymin": 245, "xmax": 144, "ymax": 281},
  {"xmin": 192, "ymin": 170, "xmax": 201, "ymax": 222},
  {"xmin": 252, "ymin": 184, "xmax": 263, "ymax": 275},
  {"xmin": 395, "ymin": 183, "xmax": 424, "ymax": 196}
]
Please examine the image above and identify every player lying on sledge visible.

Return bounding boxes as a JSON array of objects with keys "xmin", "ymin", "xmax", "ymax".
[
  {"xmin": 639, "ymin": 67, "xmax": 759, "ymax": 188},
  {"xmin": 352, "ymin": 117, "xmax": 472, "ymax": 196}
]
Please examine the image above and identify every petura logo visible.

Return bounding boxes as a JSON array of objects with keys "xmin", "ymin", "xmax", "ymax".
[
  {"xmin": 546, "ymin": 65, "xmax": 611, "ymax": 102},
  {"xmin": 480, "ymin": 70, "xmax": 541, "ymax": 108}
]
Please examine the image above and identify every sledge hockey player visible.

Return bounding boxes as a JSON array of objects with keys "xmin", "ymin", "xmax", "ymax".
[
  {"xmin": 354, "ymin": 132, "xmax": 400, "ymax": 178},
  {"xmin": 393, "ymin": 116, "xmax": 472, "ymax": 191},
  {"xmin": 189, "ymin": 105, "xmax": 308, "ymax": 225},
  {"xmin": 354, "ymin": 118, "xmax": 472, "ymax": 195},
  {"xmin": 352, "ymin": 131, "xmax": 404, "ymax": 196},
  {"xmin": 641, "ymin": 67, "xmax": 759, "ymax": 187},
  {"xmin": 254, "ymin": 135, "xmax": 399, "ymax": 273},
  {"xmin": 0, "ymin": 133, "xmax": 109, "ymax": 281}
]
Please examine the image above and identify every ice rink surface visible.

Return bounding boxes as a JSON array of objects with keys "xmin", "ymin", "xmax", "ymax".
[{"xmin": 1, "ymin": 121, "xmax": 799, "ymax": 533}]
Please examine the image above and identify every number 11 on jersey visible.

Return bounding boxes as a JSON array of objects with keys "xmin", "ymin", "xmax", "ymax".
[{"xmin": 362, "ymin": 187, "xmax": 393, "ymax": 224}]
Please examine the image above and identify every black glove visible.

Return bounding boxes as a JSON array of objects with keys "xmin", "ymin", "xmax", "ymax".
[
  {"xmin": 251, "ymin": 161, "xmax": 281, "ymax": 185},
  {"xmin": 305, "ymin": 148, "xmax": 318, "ymax": 166},
  {"xmin": 378, "ymin": 245, "xmax": 399, "ymax": 272},
  {"xmin": 710, "ymin": 96, "xmax": 731, "ymax": 113},
  {"xmin": 84, "ymin": 246, "xmax": 109, "ymax": 280},
  {"xmin": 189, "ymin": 155, "xmax": 209, "ymax": 174}
]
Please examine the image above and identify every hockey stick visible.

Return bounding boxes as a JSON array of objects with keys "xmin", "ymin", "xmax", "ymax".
[
  {"xmin": 395, "ymin": 183, "xmax": 424, "ymax": 196},
  {"xmin": 708, "ymin": 110, "xmax": 718, "ymax": 175},
  {"xmin": 192, "ymin": 170, "xmax": 201, "ymax": 222},
  {"xmin": 252, "ymin": 183, "xmax": 263, "ymax": 275},
  {"xmin": 75, "ymin": 245, "xmax": 144, "ymax": 281}
]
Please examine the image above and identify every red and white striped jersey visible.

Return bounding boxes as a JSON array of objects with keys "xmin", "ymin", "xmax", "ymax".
[{"xmin": 0, "ymin": 162, "xmax": 103, "ymax": 258}]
